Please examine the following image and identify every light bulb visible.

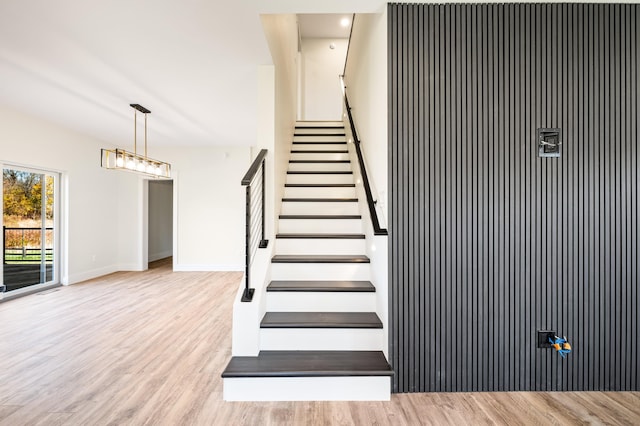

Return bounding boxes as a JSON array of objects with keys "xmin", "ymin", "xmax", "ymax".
[
  {"xmin": 146, "ymin": 163, "xmax": 155, "ymax": 174},
  {"xmin": 137, "ymin": 160, "xmax": 146, "ymax": 172},
  {"xmin": 126, "ymin": 157, "xmax": 135, "ymax": 170},
  {"xmin": 116, "ymin": 155, "xmax": 124, "ymax": 167}
]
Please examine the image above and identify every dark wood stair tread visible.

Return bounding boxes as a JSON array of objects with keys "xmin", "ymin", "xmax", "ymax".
[
  {"xmin": 279, "ymin": 214, "xmax": 361, "ymax": 220},
  {"xmin": 276, "ymin": 233, "xmax": 364, "ymax": 239},
  {"xmin": 222, "ymin": 350, "xmax": 392, "ymax": 378},
  {"xmin": 261, "ymin": 312, "xmax": 382, "ymax": 328},
  {"xmin": 267, "ymin": 280, "xmax": 374, "ymax": 292},
  {"xmin": 281, "ymin": 198, "xmax": 357, "ymax": 202},
  {"xmin": 271, "ymin": 255, "xmax": 370, "ymax": 263},
  {"xmin": 285, "ymin": 183, "xmax": 355, "ymax": 188}
]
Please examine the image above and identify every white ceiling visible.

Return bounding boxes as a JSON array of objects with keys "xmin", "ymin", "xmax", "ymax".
[
  {"xmin": 0, "ymin": 1, "xmax": 386, "ymax": 149},
  {"xmin": 298, "ymin": 14, "xmax": 353, "ymax": 39}
]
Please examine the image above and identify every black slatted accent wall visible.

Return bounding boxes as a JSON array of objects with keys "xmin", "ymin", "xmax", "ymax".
[{"xmin": 389, "ymin": 3, "xmax": 638, "ymax": 393}]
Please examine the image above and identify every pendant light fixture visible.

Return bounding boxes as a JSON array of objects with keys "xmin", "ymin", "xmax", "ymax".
[{"xmin": 101, "ymin": 104, "xmax": 171, "ymax": 178}]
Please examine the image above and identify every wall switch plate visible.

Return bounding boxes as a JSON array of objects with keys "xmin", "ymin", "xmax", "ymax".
[{"xmin": 538, "ymin": 330, "xmax": 556, "ymax": 348}]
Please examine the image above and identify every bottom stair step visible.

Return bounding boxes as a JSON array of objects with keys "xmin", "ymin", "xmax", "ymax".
[
  {"xmin": 222, "ymin": 351, "xmax": 392, "ymax": 401},
  {"xmin": 222, "ymin": 350, "xmax": 393, "ymax": 378},
  {"xmin": 223, "ymin": 376, "xmax": 391, "ymax": 401}
]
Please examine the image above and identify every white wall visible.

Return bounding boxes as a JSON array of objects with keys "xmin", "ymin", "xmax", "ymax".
[
  {"xmin": 343, "ymin": 13, "xmax": 388, "ymax": 225},
  {"xmin": 148, "ymin": 180, "xmax": 173, "ymax": 262},
  {"xmin": 301, "ymin": 38, "xmax": 348, "ymax": 120},
  {"xmin": 0, "ymin": 105, "xmax": 137, "ymax": 285},
  {"xmin": 343, "ymin": 11, "xmax": 389, "ymax": 357},
  {"xmin": 261, "ymin": 14, "xmax": 299, "ymax": 223},
  {"xmin": 115, "ymin": 173, "xmax": 146, "ymax": 272},
  {"xmin": 151, "ymin": 145, "xmax": 250, "ymax": 271},
  {"xmin": 230, "ymin": 15, "xmax": 299, "ymax": 356}
]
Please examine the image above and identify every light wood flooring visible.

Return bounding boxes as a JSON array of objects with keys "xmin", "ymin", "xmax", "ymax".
[{"xmin": 0, "ymin": 260, "xmax": 638, "ymax": 425}]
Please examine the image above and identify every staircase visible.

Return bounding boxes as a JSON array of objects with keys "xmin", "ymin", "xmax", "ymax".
[{"xmin": 222, "ymin": 121, "xmax": 392, "ymax": 401}]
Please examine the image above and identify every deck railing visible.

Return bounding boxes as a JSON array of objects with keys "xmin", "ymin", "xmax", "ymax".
[{"xmin": 2, "ymin": 226, "xmax": 54, "ymax": 264}]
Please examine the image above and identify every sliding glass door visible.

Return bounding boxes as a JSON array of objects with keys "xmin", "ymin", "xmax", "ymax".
[{"xmin": 2, "ymin": 167, "xmax": 58, "ymax": 292}]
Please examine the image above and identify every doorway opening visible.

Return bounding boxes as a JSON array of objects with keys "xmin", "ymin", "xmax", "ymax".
[
  {"xmin": 147, "ymin": 179, "xmax": 173, "ymax": 268},
  {"xmin": 2, "ymin": 166, "xmax": 59, "ymax": 295}
]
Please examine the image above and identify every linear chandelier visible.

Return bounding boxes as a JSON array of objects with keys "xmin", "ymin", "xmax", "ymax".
[{"xmin": 101, "ymin": 104, "xmax": 171, "ymax": 178}]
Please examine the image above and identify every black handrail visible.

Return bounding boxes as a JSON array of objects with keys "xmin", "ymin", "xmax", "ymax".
[
  {"xmin": 240, "ymin": 149, "xmax": 269, "ymax": 302},
  {"xmin": 341, "ymin": 82, "xmax": 388, "ymax": 236},
  {"xmin": 241, "ymin": 149, "xmax": 268, "ymax": 185},
  {"xmin": 342, "ymin": 13, "xmax": 356, "ymax": 77}
]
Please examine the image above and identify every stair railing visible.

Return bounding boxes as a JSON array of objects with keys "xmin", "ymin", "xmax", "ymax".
[
  {"xmin": 240, "ymin": 149, "xmax": 269, "ymax": 302},
  {"xmin": 340, "ymin": 77, "xmax": 388, "ymax": 236}
]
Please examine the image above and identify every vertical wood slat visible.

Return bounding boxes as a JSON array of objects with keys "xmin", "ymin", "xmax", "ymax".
[{"xmin": 388, "ymin": 3, "xmax": 639, "ymax": 393}]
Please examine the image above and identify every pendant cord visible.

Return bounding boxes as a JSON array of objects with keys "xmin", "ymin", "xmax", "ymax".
[
  {"xmin": 144, "ymin": 113, "xmax": 148, "ymax": 157},
  {"xmin": 133, "ymin": 109, "xmax": 137, "ymax": 157}
]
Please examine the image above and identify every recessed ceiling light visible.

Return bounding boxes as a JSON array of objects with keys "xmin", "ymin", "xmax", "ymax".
[{"xmin": 340, "ymin": 17, "xmax": 350, "ymax": 27}]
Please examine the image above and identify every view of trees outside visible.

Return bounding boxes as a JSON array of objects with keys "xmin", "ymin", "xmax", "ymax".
[{"xmin": 3, "ymin": 169, "xmax": 54, "ymax": 263}]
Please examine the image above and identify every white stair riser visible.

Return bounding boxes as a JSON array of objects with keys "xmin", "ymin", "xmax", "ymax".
[
  {"xmin": 288, "ymin": 162, "xmax": 352, "ymax": 172},
  {"xmin": 290, "ymin": 152, "xmax": 350, "ymax": 161},
  {"xmin": 296, "ymin": 121, "xmax": 343, "ymax": 127},
  {"xmin": 291, "ymin": 144, "xmax": 347, "ymax": 152},
  {"xmin": 280, "ymin": 201, "xmax": 359, "ymax": 215},
  {"xmin": 293, "ymin": 136, "xmax": 346, "ymax": 143},
  {"xmin": 284, "ymin": 187, "xmax": 356, "ymax": 198},
  {"xmin": 295, "ymin": 128, "xmax": 346, "ymax": 135},
  {"xmin": 275, "ymin": 238, "xmax": 365, "ymax": 255},
  {"xmin": 266, "ymin": 292, "xmax": 376, "ymax": 312},
  {"xmin": 223, "ymin": 377, "xmax": 390, "ymax": 401},
  {"xmin": 278, "ymin": 218, "xmax": 362, "ymax": 233},
  {"xmin": 286, "ymin": 174, "xmax": 353, "ymax": 184},
  {"xmin": 260, "ymin": 328, "xmax": 383, "ymax": 351},
  {"xmin": 271, "ymin": 262, "xmax": 370, "ymax": 281}
]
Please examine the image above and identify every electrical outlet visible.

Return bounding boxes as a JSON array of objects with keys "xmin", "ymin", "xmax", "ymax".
[{"xmin": 538, "ymin": 330, "xmax": 556, "ymax": 348}]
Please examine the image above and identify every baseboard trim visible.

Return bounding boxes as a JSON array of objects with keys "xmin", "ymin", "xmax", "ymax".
[
  {"xmin": 148, "ymin": 250, "xmax": 173, "ymax": 262},
  {"xmin": 68, "ymin": 265, "xmax": 119, "ymax": 285},
  {"xmin": 173, "ymin": 264, "xmax": 243, "ymax": 272}
]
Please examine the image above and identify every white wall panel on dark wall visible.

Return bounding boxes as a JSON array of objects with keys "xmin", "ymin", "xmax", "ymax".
[
  {"xmin": 389, "ymin": 3, "xmax": 638, "ymax": 393},
  {"xmin": 300, "ymin": 38, "xmax": 348, "ymax": 120}
]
